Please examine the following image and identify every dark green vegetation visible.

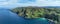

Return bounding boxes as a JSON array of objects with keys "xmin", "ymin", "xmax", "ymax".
[{"xmin": 11, "ymin": 7, "xmax": 60, "ymax": 22}]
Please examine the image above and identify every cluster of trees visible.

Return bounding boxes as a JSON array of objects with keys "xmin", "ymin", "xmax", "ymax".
[{"xmin": 11, "ymin": 7, "xmax": 60, "ymax": 22}]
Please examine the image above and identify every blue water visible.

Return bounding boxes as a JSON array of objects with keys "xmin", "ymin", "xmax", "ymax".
[{"xmin": 0, "ymin": 9, "xmax": 55, "ymax": 24}]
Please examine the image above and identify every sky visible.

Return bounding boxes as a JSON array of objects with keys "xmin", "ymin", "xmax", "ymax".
[{"xmin": 0, "ymin": 0, "xmax": 60, "ymax": 9}]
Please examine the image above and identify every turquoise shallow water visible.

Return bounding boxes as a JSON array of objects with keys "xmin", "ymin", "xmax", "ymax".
[{"xmin": 0, "ymin": 9, "xmax": 55, "ymax": 24}]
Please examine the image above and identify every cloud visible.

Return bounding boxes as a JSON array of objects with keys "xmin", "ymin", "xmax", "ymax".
[
  {"xmin": 0, "ymin": 0, "xmax": 9, "ymax": 6},
  {"xmin": 0, "ymin": 0, "xmax": 60, "ymax": 9},
  {"xmin": 0, "ymin": 0, "xmax": 8, "ymax": 2},
  {"xmin": 16, "ymin": 0, "xmax": 60, "ymax": 6},
  {"xmin": 0, "ymin": 2, "xmax": 8, "ymax": 5},
  {"xmin": 18, "ymin": 0, "xmax": 36, "ymax": 3},
  {"xmin": 35, "ymin": 0, "xmax": 60, "ymax": 6}
]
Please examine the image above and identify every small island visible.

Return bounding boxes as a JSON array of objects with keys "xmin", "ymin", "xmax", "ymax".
[{"xmin": 11, "ymin": 6, "xmax": 60, "ymax": 24}]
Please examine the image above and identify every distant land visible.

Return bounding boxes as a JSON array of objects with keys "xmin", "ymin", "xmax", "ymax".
[{"xmin": 0, "ymin": 6, "xmax": 60, "ymax": 9}]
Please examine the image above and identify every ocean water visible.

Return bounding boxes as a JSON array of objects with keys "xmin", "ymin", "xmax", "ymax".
[{"xmin": 0, "ymin": 9, "xmax": 55, "ymax": 24}]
